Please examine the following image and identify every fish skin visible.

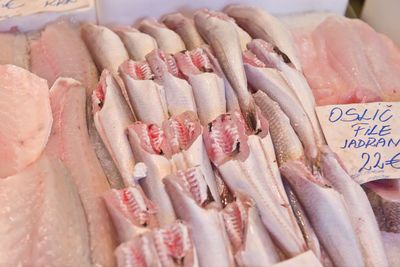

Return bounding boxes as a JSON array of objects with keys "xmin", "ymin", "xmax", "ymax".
[
  {"xmin": 320, "ymin": 146, "xmax": 389, "ymax": 267},
  {"xmin": 82, "ymin": 23, "xmax": 129, "ymax": 74},
  {"xmin": 174, "ymin": 48, "xmax": 226, "ymax": 124},
  {"xmin": 271, "ymin": 251, "xmax": 323, "ymax": 267},
  {"xmin": 224, "ymin": 4, "xmax": 302, "ymax": 71},
  {"xmin": 93, "ymin": 70, "xmax": 136, "ymax": 187},
  {"xmin": 146, "ymin": 49, "xmax": 197, "ymax": 116},
  {"xmin": 113, "ymin": 25, "xmax": 158, "ymax": 61},
  {"xmin": 0, "ymin": 154, "xmax": 91, "ymax": 266},
  {"xmin": 381, "ymin": 231, "xmax": 400, "ymax": 267},
  {"xmin": 0, "ymin": 64, "xmax": 52, "ymax": 178},
  {"xmin": 163, "ymin": 168, "xmax": 235, "ymax": 267},
  {"xmin": 194, "ymin": 9, "xmax": 258, "ymax": 132},
  {"xmin": 246, "ymin": 62, "xmax": 318, "ymax": 163},
  {"xmin": 280, "ymin": 160, "xmax": 365, "ymax": 267},
  {"xmin": 162, "ymin": 12, "xmax": 205, "ymax": 50},
  {"xmin": 0, "ymin": 30, "xmax": 29, "ymax": 69},
  {"xmin": 120, "ymin": 59, "xmax": 168, "ymax": 125},
  {"xmin": 46, "ymin": 78, "xmax": 118, "ymax": 266},
  {"xmin": 30, "ymin": 19, "xmax": 99, "ymax": 95},
  {"xmin": 139, "ymin": 18, "xmax": 186, "ymax": 54}
]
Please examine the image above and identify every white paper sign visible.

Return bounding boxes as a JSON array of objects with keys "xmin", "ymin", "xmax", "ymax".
[
  {"xmin": 316, "ymin": 102, "xmax": 400, "ymax": 184},
  {"xmin": 0, "ymin": 0, "xmax": 89, "ymax": 21}
]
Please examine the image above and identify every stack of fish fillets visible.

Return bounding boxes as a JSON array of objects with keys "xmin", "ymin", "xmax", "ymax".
[{"xmin": 0, "ymin": 3, "xmax": 395, "ymax": 267}]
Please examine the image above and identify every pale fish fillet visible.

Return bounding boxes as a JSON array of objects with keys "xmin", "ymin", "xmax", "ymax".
[
  {"xmin": 280, "ymin": 160, "xmax": 365, "ymax": 267},
  {"xmin": 139, "ymin": 18, "xmax": 186, "ymax": 54},
  {"xmin": 174, "ymin": 47, "xmax": 226, "ymax": 124},
  {"xmin": 222, "ymin": 193, "xmax": 280, "ymax": 266},
  {"xmin": 320, "ymin": 146, "xmax": 388, "ymax": 267},
  {"xmin": 247, "ymin": 39, "xmax": 324, "ymax": 145},
  {"xmin": 271, "ymin": 251, "xmax": 322, "ymax": 267},
  {"xmin": 114, "ymin": 25, "xmax": 158, "ymax": 61},
  {"xmin": 163, "ymin": 167, "xmax": 235, "ymax": 267},
  {"xmin": 30, "ymin": 19, "xmax": 99, "ymax": 94},
  {"xmin": 163, "ymin": 111, "xmax": 221, "ymax": 205},
  {"xmin": 245, "ymin": 56, "xmax": 319, "ymax": 162},
  {"xmin": 102, "ymin": 186, "xmax": 158, "ymax": 242},
  {"xmin": 162, "ymin": 12, "xmax": 205, "ymax": 50},
  {"xmin": 0, "ymin": 30, "xmax": 29, "ymax": 69},
  {"xmin": 201, "ymin": 45, "xmax": 240, "ymax": 111},
  {"xmin": 45, "ymin": 78, "xmax": 118, "ymax": 266},
  {"xmin": 120, "ymin": 59, "xmax": 168, "ymax": 125},
  {"xmin": 93, "ymin": 70, "xmax": 136, "ymax": 186},
  {"xmin": 0, "ymin": 65, "xmax": 52, "ymax": 178},
  {"xmin": 194, "ymin": 9, "xmax": 258, "ymax": 132},
  {"xmin": 0, "ymin": 154, "xmax": 91, "ymax": 266},
  {"xmin": 203, "ymin": 112, "xmax": 307, "ymax": 257},
  {"xmin": 381, "ymin": 231, "xmax": 400, "ymax": 267},
  {"xmin": 146, "ymin": 49, "xmax": 197, "ymax": 116},
  {"xmin": 127, "ymin": 122, "xmax": 177, "ymax": 227},
  {"xmin": 115, "ymin": 221, "xmax": 199, "ymax": 267},
  {"xmin": 82, "ymin": 23, "xmax": 129, "ymax": 74},
  {"xmin": 224, "ymin": 4, "xmax": 302, "ymax": 71}
]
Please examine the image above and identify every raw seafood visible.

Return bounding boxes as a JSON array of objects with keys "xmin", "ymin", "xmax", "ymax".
[
  {"xmin": 0, "ymin": 154, "xmax": 91, "ymax": 266},
  {"xmin": 120, "ymin": 59, "xmax": 168, "ymax": 125},
  {"xmin": 0, "ymin": 30, "xmax": 29, "ymax": 69},
  {"xmin": 46, "ymin": 78, "xmax": 117, "ymax": 266},
  {"xmin": 162, "ymin": 12, "xmax": 205, "ymax": 50},
  {"xmin": 271, "ymin": 251, "xmax": 322, "ymax": 267},
  {"xmin": 93, "ymin": 70, "xmax": 136, "ymax": 186},
  {"xmin": 174, "ymin": 48, "xmax": 226, "ymax": 124},
  {"xmin": 139, "ymin": 18, "xmax": 186, "ymax": 54},
  {"xmin": 114, "ymin": 25, "xmax": 158, "ymax": 61},
  {"xmin": 0, "ymin": 64, "xmax": 52, "ymax": 178},
  {"xmin": 224, "ymin": 4, "xmax": 302, "ymax": 71},
  {"xmin": 381, "ymin": 231, "xmax": 400, "ymax": 267},
  {"xmin": 30, "ymin": 19, "xmax": 99, "ymax": 94},
  {"xmin": 194, "ymin": 9, "xmax": 259, "ymax": 132}
]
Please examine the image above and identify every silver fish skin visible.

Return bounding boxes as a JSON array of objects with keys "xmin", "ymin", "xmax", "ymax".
[
  {"xmin": 247, "ymin": 39, "xmax": 324, "ymax": 145},
  {"xmin": 245, "ymin": 52, "xmax": 319, "ymax": 163},
  {"xmin": 113, "ymin": 25, "xmax": 158, "ymax": 61},
  {"xmin": 224, "ymin": 4, "xmax": 302, "ymax": 71},
  {"xmin": 280, "ymin": 160, "xmax": 365, "ymax": 267},
  {"xmin": 201, "ymin": 45, "xmax": 240, "ymax": 111},
  {"xmin": 163, "ymin": 168, "xmax": 235, "ymax": 267},
  {"xmin": 119, "ymin": 59, "xmax": 168, "ymax": 125},
  {"xmin": 223, "ymin": 193, "xmax": 280, "ymax": 266},
  {"xmin": 102, "ymin": 186, "xmax": 158, "ymax": 243},
  {"xmin": 127, "ymin": 122, "xmax": 177, "ymax": 227},
  {"xmin": 146, "ymin": 49, "xmax": 197, "ymax": 116},
  {"xmin": 320, "ymin": 146, "xmax": 389, "ymax": 267},
  {"xmin": 174, "ymin": 48, "xmax": 226, "ymax": 124},
  {"xmin": 139, "ymin": 18, "xmax": 186, "ymax": 54},
  {"xmin": 271, "ymin": 251, "xmax": 323, "ymax": 267},
  {"xmin": 194, "ymin": 9, "xmax": 258, "ymax": 132},
  {"xmin": 92, "ymin": 70, "xmax": 136, "ymax": 187},
  {"xmin": 82, "ymin": 23, "xmax": 129, "ymax": 74},
  {"xmin": 162, "ymin": 12, "xmax": 205, "ymax": 50}
]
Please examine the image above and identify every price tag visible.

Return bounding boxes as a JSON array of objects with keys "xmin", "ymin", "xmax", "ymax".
[
  {"xmin": 316, "ymin": 102, "xmax": 400, "ymax": 184},
  {"xmin": 0, "ymin": 0, "xmax": 89, "ymax": 21}
]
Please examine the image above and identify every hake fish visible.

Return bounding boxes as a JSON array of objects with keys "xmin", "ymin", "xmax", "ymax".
[{"xmin": 194, "ymin": 9, "xmax": 259, "ymax": 132}]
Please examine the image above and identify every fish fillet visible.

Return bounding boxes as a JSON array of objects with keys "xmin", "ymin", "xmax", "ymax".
[
  {"xmin": 0, "ymin": 30, "xmax": 29, "ymax": 69},
  {"xmin": 0, "ymin": 64, "xmax": 52, "ymax": 178}
]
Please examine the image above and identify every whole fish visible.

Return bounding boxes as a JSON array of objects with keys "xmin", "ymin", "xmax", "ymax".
[
  {"xmin": 146, "ymin": 49, "xmax": 197, "ymax": 116},
  {"xmin": 174, "ymin": 48, "xmax": 226, "ymax": 124},
  {"xmin": 113, "ymin": 25, "xmax": 158, "ymax": 61},
  {"xmin": 139, "ymin": 18, "xmax": 186, "ymax": 54},
  {"xmin": 280, "ymin": 160, "xmax": 365, "ymax": 267},
  {"xmin": 320, "ymin": 146, "xmax": 389, "ymax": 267},
  {"xmin": 162, "ymin": 12, "xmax": 205, "ymax": 50},
  {"xmin": 194, "ymin": 9, "xmax": 259, "ymax": 132},
  {"xmin": 102, "ymin": 186, "xmax": 158, "ymax": 242},
  {"xmin": 119, "ymin": 59, "xmax": 168, "ymax": 125},
  {"xmin": 163, "ymin": 167, "xmax": 235, "ymax": 267},
  {"xmin": 92, "ymin": 70, "xmax": 136, "ymax": 186},
  {"xmin": 244, "ymin": 49, "xmax": 319, "ymax": 163},
  {"xmin": 224, "ymin": 4, "xmax": 302, "ymax": 71}
]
